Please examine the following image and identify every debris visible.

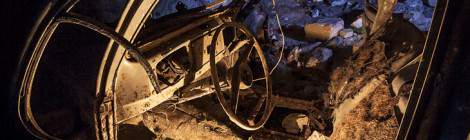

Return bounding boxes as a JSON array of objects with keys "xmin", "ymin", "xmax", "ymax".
[
  {"xmin": 312, "ymin": 47, "xmax": 334, "ymax": 63},
  {"xmin": 287, "ymin": 43, "xmax": 321, "ymax": 64},
  {"xmin": 339, "ymin": 29, "xmax": 354, "ymax": 38},
  {"xmin": 352, "ymin": 39, "xmax": 366, "ymax": 53},
  {"xmin": 282, "ymin": 113, "xmax": 309, "ymax": 134},
  {"xmin": 350, "ymin": 18, "xmax": 363, "ymax": 29},
  {"xmin": 287, "ymin": 47, "xmax": 301, "ymax": 65},
  {"xmin": 314, "ymin": 3, "xmax": 344, "ymax": 17},
  {"xmin": 327, "ymin": 34, "xmax": 362, "ymax": 48},
  {"xmin": 425, "ymin": 0, "xmax": 437, "ymax": 7},
  {"xmin": 287, "ymin": 42, "xmax": 333, "ymax": 70},
  {"xmin": 393, "ymin": 2, "xmax": 407, "ymax": 13},
  {"xmin": 260, "ymin": 0, "xmax": 315, "ymax": 26},
  {"xmin": 244, "ymin": 6, "xmax": 267, "ymax": 38},
  {"xmin": 311, "ymin": 9, "xmax": 320, "ymax": 17},
  {"xmin": 252, "ymin": 128, "xmax": 306, "ymax": 139},
  {"xmin": 390, "ymin": 0, "xmax": 434, "ymax": 31},
  {"xmin": 330, "ymin": 0, "xmax": 347, "ymax": 7},
  {"xmin": 307, "ymin": 131, "xmax": 329, "ymax": 140},
  {"xmin": 346, "ymin": 0, "xmax": 365, "ymax": 10},
  {"xmin": 327, "ymin": 38, "xmax": 400, "ymax": 139},
  {"xmin": 332, "ymin": 75, "xmax": 386, "ymax": 127},
  {"xmin": 305, "ymin": 47, "xmax": 333, "ymax": 69},
  {"xmin": 284, "ymin": 37, "xmax": 309, "ymax": 49},
  {"xmin": 304, "ymin": 18, "xmax": 344, "ymax": 41},
  {"xmin": 330, "ymin": 83, "xmax": 399, "ymax": 139},
  {"xmin": 273, "ymin": 95, "xmax": 321, "ymax": 113},
  {"xmin": 404, "ymin": 10, "xmax": 432, "ymax": 31}
]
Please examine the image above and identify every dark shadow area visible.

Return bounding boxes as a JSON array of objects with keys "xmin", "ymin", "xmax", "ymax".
[{"xmin": 118, "ymin": 124, "xmax": 157, "ymax": 140}]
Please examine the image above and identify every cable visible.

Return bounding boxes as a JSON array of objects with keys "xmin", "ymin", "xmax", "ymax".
[{"xmin": 269, "ymin": 0, "xmax": 285, "ymax": 75}]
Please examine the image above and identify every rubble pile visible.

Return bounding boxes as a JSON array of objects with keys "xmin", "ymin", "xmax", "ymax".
[
  {"xmin": 245, "ymin": 0, "xmax": 366, "ymax": 50},
  {"xmin": 242, "ymin": 0, "xmax": 370, "ymax": 108},
  {"xmin": 241, "ymin": 0, "xmax": 433, "ymax": 138},
  {"xmin": 366, "ymin": 0, "xmax": 435, "ymax": 31}
]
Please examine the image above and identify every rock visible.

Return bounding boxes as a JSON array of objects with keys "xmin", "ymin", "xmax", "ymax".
[
  {"xmin": 304, "ymin": 18, "xmax": 344, "ymax": 41},
  {"xmin": 274, "ymin": 0, "xmax": 316, "ymax": 27},
  {"xmin": 305, "ymin": 55, "xmax": 321, "ymax": 68},
  {"xmin": 330, "ymin": 0, "xmax": 347, "ymax": 6},
  {"xmin": 244, "ymin": 6, "xmax": 267, "ymax": 37},
  {"xmin": 312, "ymin": 46, "xmax": 333, "ymax": 63},
  {"xmin": 423, "ymin": 6, "xmax": 434, "ymax": 18},
  {"xmin": 259, "ymin": 0, "xmax": 314, "ymax": 26},
  {"xmin": 307, "ymin": 131, "xmax": 329, "ymax": 140},
  {"xmin": 287, "ymin": 43, "xmax": 321, "ymax": 64},
  {"xmin": 404, "ymin": 10, "xmax": 432, "ymax": 31},
  {"xmin": 383, "ymin": 0, "xmax": 434, "ymax": 31},
  {"xmin": 311, "ymin": 8, "xmax": 320, "ymax": 17},
  {"xmin": 287, "ymin": 43, "xmax": 333, "ymax": 70},
  {"xmin": 315, "ymin": 3, "xmax": 344, "ymax": 17},
  {"xmin": 281, "ymin": 113, "xmax": 309, "ymax": 134},
  {"xmin": 328, "ymin": 35, "xmax": 362, "ymax": 48},
  {"xmin": 346, "ymin": 0, "xmax": 365, "ymax": 10},
  {"xmin": 393, "ymin": 2, "xmax": 407, "ymax": 13},
  {"xmin": 285, "ymin": 37, "xmax": 309, "ymax": 49},
  {"xmin": 425, "ymin": 0, "xmax": 437, "ymax": 7},
  {"xmin": 404, "ymin": 0, "xmax": 425, "ymax": 10},
  {"xmin": 305, "ymin": 47, "xmax": 333, "ymax": 69},
  {"xmin": 260, "ymin": 0, "xmax": 317, "ymax": 48},
  {"xmin": 339, "ymin": 29, "xmax": 354, "ymax": 38},
  {"xmin": 350, "ymin": 18, "xmax": 363, "ymax": 29}
]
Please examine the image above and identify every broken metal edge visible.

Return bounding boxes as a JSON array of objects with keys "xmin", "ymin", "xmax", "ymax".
[
  {"xmin": 97, "ymin": 0, "xmax": 160, "ymax": 139},
  {"xmin": 395, "ymin": 0, "xmax": 450, "ymax": 139},
  {"xmin": 16, "ymin": 0, "xmax": 80, "ymax": 139}
]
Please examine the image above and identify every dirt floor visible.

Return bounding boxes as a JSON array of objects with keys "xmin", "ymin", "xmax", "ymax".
[
  {"xmin": 119, "ymin": 96, "xmax": 245, "ymax": 140},
  {"xmin": 330, "ymin": 83, "xmax": 399, "ymax": 140},
  {"xmin": 327, "ymin": 38, "xmax": 400, "ymax": 139}
]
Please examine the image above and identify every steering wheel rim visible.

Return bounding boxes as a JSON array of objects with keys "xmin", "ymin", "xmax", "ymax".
[{"xmin": 209, "ymin": 22, "xmax": 273, "ymax": 131}]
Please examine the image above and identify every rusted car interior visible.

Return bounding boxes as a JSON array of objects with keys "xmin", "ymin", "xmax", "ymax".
[{"xmin": 6, "ymin": 0, "xmax": 470, "ymax": 139}]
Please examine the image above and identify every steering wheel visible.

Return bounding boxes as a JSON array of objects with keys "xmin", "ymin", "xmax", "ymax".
[{"xmin": 209, "ymin": 22, "xmax": 273, "ymax": 130}]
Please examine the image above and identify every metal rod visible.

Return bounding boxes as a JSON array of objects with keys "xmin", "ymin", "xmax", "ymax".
[{"xmin": 56, "ymin": 13, "xmax": 162, "ymax": 93}]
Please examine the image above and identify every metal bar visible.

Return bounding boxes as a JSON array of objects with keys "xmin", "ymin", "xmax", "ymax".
[
  {"xmin": 176, "ymin": 90, "xmax": 214, "ymax": 104},
  {"xmin": 137, "ymin": 10, "xmax": 229, "ymax": 52},
  {"xmin": 272, "ymin": 95, "xmax": 321, "ymax": 113}
]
